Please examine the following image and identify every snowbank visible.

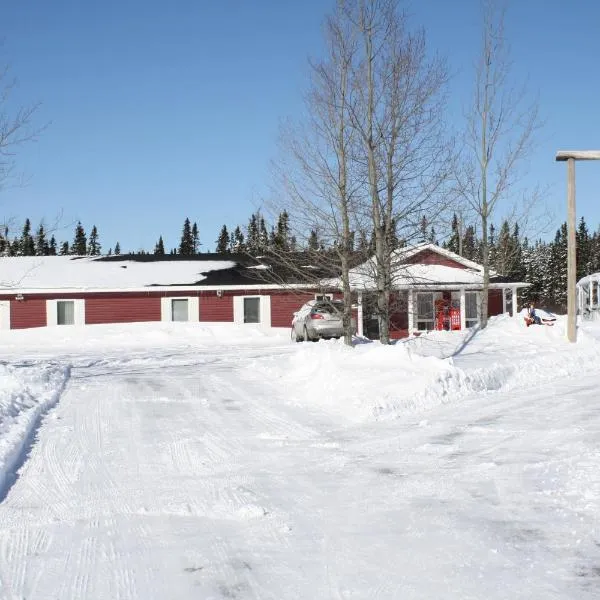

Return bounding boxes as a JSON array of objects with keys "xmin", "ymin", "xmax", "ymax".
[
  {"xmin": 0, "ymin": 362, "xmax": 71, "ymax": 497},
  {"xmin": 247, "ymin": 315, "xmax": 600, "ymax": 422}
]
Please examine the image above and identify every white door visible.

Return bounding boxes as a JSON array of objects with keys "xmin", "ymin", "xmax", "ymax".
[{"xmin": 0, "ymin": 301, "xmax": 10, "ymax": 330}]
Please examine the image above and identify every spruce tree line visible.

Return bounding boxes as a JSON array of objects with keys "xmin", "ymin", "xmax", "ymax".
[
  {"xmin": 443, "ymin": 213, "xmax": 600, "ymax": 312},
  {"xmin": 0, "ymin": 220, "xmax": 111, "ymax": 256},
  {"xmin": 5, "ymin": 213, "xmax": 600, "ymax": 312}
]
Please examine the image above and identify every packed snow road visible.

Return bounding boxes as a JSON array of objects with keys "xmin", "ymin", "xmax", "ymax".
[{"xmin": 0, "ymin": 323, "xmax": 599, "ymax": 599}]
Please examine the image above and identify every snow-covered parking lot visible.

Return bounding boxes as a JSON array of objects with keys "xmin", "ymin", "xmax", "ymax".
[{"xmin": 0, "ymin": 317, "xmax": 599, "ymax": 599}]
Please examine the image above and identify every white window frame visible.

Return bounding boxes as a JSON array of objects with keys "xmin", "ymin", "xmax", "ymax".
[
  {"xmin": 233, "ymin": 295, "xmax": 271, "ymax": 328},
  {"xmin": 315, "ymin": 293, "xmax": 333, "ymax": 301},
  {"xmin": 465, "ymin": 291, "xmax": 479, "ymax": 328},
  {"xmin": 0, "ymin": 300, "xmax": 10, "ymax": 330},
  {"xmin": 46, "ymin": 299, "xmax": 85, "ymax": 327},
  {"xmin": 416, "ymin": 292, "xmax": 435, "ymax": 331},
  {"xmin": 160, "ymin": 297, "xmax": 199, "ymax": 322}
]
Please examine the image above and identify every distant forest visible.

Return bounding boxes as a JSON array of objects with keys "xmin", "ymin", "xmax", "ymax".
[{"xmin": 2, "ymin": 212, "xmax": 599, "ymax": 313}]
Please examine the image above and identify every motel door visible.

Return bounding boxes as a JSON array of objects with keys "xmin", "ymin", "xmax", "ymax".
[{"xmin": 0, "ymin": 301, "xmax": 10, "ymax": 330}]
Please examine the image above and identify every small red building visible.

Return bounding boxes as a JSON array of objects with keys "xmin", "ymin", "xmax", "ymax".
[{"xmin": 0, "ymin": 245, "xmax": 528, "ymax": 338}]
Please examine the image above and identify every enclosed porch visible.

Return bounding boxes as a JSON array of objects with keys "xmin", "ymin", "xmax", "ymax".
[{"xmin": 356, "ymin": 286, "xmax": 521, "ymax": 340}]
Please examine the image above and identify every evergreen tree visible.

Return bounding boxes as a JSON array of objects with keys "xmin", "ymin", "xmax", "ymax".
[
  {"xmin": 21, "ymin": 218, "xmax": 35, "ymax": 256},
  {"xmin": 428, "ymin": 226, "xmax": 437, "ymax": 245},
  {"xmin": 548, "ymin": 224, "xmax": 568, "ymax": 310},
  {"xmin": 274, "ymin": 211, "xmax": 290, "ymax": 250},
  {"xmin": 419, "ymin": 216, "xmax": 428, "ymax": 243},
  {"xmin": 258, "ymin": 217, "xmax": 269, "ymax": 251},
  {"xmin": 88, "ymin": 225, "xmax": 101, "ymax": 255},
  {"xmin": 192, "ymin": 222, "xmax": 200, "ymax": 254},
  {"xmin": 179, "ymin": 218, "xmax": 194, "ymax": 255},
  {"xmin": 576, "ymin": 216, "xmax": 591, "ymax": 281},
  {"xmin": 308, "ymin": 230, "xmax": 319, "ymax": 252},
  {"xmin": 510, "ymin": 223, "xmax": 526, "ymax": 281},
  {"xmin": 357, "ymin": 229, "xmax": 371, "ymax": 256},
  {"xmin": 35, "ymin": 223, "xmax": 48, "ymax": 256},
  {"xmin": 246, "ymin": 213, "xmax": 260, "ymax": 254},
  {"xmin": 493, "ymin": 221, "xmax": 513, "ymax": 276},
  {"xmin": 0, "ymin": 226, "xmax": 7, "ymax": 256},
  {"xmin": 446, "ymin": 213, "xmax": 460, "ymax": 254},
  {"xmin": 48, "ymin": 235, "xmax": 57, "ymax": 255},
  {"xmin": 59, "ymin": 241, "xmax": 70, "ymax": 255},
  {"xmin": 462, "ymin": 226, "xmax": 477, "ymax": 261},
  {"xmin": 216, "ymin": 225, "xmax": 229, "ymax": 254},
  {"xmin": 114, "ymin": 241, "xmax": 121, "ymax": 255},
  {"xmin": 154, "ymin": 236, "xmax": 165, "ymax": 255},
  {"xmin": 72, "ymin": 221, "xmax": 87, "ymax": 255},
  {"xmin": 231, "ymin": 226, "xmax": 245, "ymax": 252}
]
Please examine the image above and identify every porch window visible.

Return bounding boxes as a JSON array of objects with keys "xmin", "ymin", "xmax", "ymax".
[
  {"xmin": 416, "ymin": 292, "xmax": 434, "ymax": 331},
  {"xmin": 243, "ymin": 297, "xmax": 260, "ymax": 323},
  {"xmin": 171, "ymin": 299, "xmax": 189, "ymax": 322},
  {"xmin": 57, "ymin": 300, "xmax": 75, "ymax": 325},
  {"xmin": 465, "ymin": 292, "xmax": 478, "ymax": 328}
]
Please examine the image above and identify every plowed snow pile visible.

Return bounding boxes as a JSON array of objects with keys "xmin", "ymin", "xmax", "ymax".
[
  {"xmin": 0, "ymin": 362, "xmax": 70, "ymax": 494},
  {"xmin": 246, "ymin": 315, "xmax": 600, "ymax": 421}
]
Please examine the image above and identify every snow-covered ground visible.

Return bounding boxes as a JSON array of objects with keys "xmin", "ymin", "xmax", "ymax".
[{"xmin": 0, "ymin": 317, "xmax": 599, "ymax": 598}]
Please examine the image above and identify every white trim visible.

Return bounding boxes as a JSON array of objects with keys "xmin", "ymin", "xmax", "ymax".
[
  {"xmin": 0, "ymin": 301, "xmax": 10, "ymax": 329},
  {"xmin": 315, "ymin": 293, "xmax": 334, "ymax": 300},
  {"xmin": 511, "ymin": 287, "xmax": 518, "ymax": 317},
  {"xmin": 407, "ymin": 289, "xmax": 414, "ymax": 333},
  {"xmin": 502, "ymin": 289, "xmax": 507, "ymax": 314},
  {"xmin": 0, "ymin": 280, "xmax": 531, "ymax": 296},
  {"xmin": 0, "ymin": 283, "xmax": 321, "ymax": 295},
  {"xmin": 160, "ymin": 296, "xmax": 199, "ymax": 322},
  {"xmin": 357, "ymin": 292, "xmax": 364, "ymax": 337},
  {"xmin": 459, "ymin": 288, "xmax": 466, "ymax": 330},
  {"xmin": 233, "ymin": 295, "xmax": 271, "ymax": 329},
  {"xmin": 46, "ymin": 299, "xmax": 85, "ymax": 326}
]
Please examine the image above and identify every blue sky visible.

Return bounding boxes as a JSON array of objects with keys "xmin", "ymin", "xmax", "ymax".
[{"xmin": 2, "ymin": 0, "xmax": 599, "ymax": 252}]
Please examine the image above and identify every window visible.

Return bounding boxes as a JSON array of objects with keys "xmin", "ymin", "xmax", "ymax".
[
  {"xmin": 57, "ymin": 300, "xmax": 75, "ymax": 325},
  {"xmin": 465, "ymin": 292, "xmax": 478, "ymax": 328},
  {"xmin": 315, "ymin": 294, "xmax": 333, "ymax": 301},
  {"xmin": 171, "ymin": 299, "xmax": 189, "ymax": 322},
  {"xmin": 243, "ymin": 297, "xmax": 260, "ymax": 323},
  {"xmin": 416, "ymin": 292, "xmax": 434, "ymax": 331}
]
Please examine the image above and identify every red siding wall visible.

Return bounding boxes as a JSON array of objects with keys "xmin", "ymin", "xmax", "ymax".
[
  {"xmin": 10, "ymin": 299, "xmax": 47, "ymax": 329},
  {"xmin": 487, "ymin": 289, "xmax": 503, "ymax": 317},
  {"xmin": 86, "ymin": 295, "xmax": 161, "ymax": 324},
  {"xmin": 406, "ymin": 249, "xmax": 468, "ymax": 270},
  {"xmin": 270, "ymin": 292, "xmax": 315, "ymax": 328},
  {"xmin": 199, "ymin": 294, "xmax": 233, "ymax": 322}
]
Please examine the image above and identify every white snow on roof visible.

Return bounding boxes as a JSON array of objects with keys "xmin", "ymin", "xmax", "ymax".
[
  {"xmin": 0, "ymin": 256, "xmax": 236, "ymax": 291},
  {"xmin": 348, "ymin": 262, "xmax": 486, "ymax": 289}
]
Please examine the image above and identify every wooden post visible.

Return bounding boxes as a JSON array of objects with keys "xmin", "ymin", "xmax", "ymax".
[
  {"xmin": 357, "ymin": 291, "xmax": 364, "ymax": 337},
  {"xmin": 567, "ymin": 158, "xmax": 577, "ymax": 342},
  {"xmin": 407, "ymin": 290, "xmax": 414, "ymax": 334},
  {"xmin": 556, "ymin": 150, "xmax": 600, "ymax": 341}
]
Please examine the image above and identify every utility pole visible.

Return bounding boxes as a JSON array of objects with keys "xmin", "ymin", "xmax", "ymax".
[{"xmin": 555, "ymin": 150, "xmax": 600, "ymax": 342}]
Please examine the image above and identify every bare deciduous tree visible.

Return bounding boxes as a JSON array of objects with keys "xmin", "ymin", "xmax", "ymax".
[
  {"xmin": 272, "ymin": 3, "xmax": 362, "ymax": 345},
  {"xmin": 344, "ymin": 0, "xmax": 452, "ymax": 344},
  {"xmin": 456, "ymin": 1, "xmax": 540, "ymax": 328},
  {"xmin": 0, "ymin": 53, "xmax": 39, "ymax": 192}
]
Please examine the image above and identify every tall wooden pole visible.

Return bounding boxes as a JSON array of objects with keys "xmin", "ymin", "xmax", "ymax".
[
  {"xmin": 566, "ymin": 158, "xmax": 577, "ymax": 342},
  {"xmin": 556, "ymin": 150, "xmax": 600, "ymax": 343}
]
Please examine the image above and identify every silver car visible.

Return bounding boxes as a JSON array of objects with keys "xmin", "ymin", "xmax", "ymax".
[{"xmin": 291, "ymin": 299, "xmax": 355, "ymax": 342}]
